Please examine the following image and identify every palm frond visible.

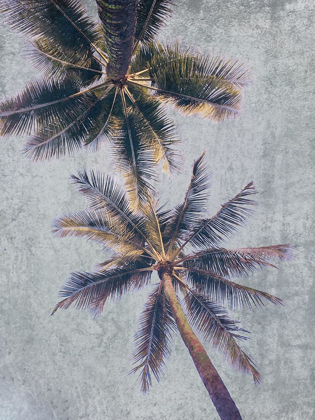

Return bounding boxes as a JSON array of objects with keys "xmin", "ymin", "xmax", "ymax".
[
  {"xmin": 112, "ymin": 91, "xmax": 156, "ymax": 207},
  {"xmin": 125, "ymin": 85, "xmax": 181, "ymax": 173},
  {"xmin": 52, "ymin": 209, "xmax": 143, "ymax": 254},
  {"xmin": 28, "ymin": 38, "xmax": 103, "ymax": 86},
  {"xmin": 96, "ymin": 0, "xmax": 138, "ymax": 79},
  {"xmin": 165, "ymin": 152, "xmax": 210, "ymax": 253},
  {"xmin": 178, "ymin": 182, "xmax": 257, "ymax": 253},
  {"xmin": 70, "ymin": 170, "xmax": 159, "ymax": 257},
  {"xmin": 0, "ymin": 79, "xmax": 104, "ymax": 137},
  {"xmin": 183, "ymin": 286, "xmax": 261, "ymax": 383},
  {"xmin": 179, "ymin": 245, "xmax": 292, "ymax": 277},
  {"xmin": 0, "ymin": 0, "xmax": 103, "ymax": 64},
  {"xmin": 130, "ymin": 283, "xmax": 176, "ymax": 392},
  {"xmin": 180, "ymin": 266, "xmax": 282, "ymax": 309},
  {"xmin": 24, "ymin": 87, "xmax": 113, "ymax": 160},
  {"xmin": 130, "ymin": 43, "xmax": 247, "ymax": 120},
  {"xmin": 135, "ymin": 0, "xmax": 174, "ymax": 48},
  {"xmin": 52, "ymin": 265, "xmax": 152, "ymax": 317},
  {"xmin": 84, "ymin": 88, "xmax": 119, "ymax": 150},
  {"xmin": 95, "ymin": 250, "xmax": 152, "ymax": 271}
]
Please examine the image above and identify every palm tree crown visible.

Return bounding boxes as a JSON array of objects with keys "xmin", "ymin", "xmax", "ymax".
[
  {"xmin": 0, "ymin": 0, "xmax": 251, "ymax": 205},
  {"xmin": 52, "ymin": 153, "xmax": 291, "ymax": 395}
]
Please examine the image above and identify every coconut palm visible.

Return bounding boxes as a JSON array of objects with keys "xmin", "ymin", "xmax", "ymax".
[
  {"xmin": 0, "ymin": 0, "xmax": 251, "ymax": 205},
  {"xmin": 52, "ymin": 153, "xmax": 290, "ymax": 420}
]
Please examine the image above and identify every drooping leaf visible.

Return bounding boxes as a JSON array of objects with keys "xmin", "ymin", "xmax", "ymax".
[
  {"xmin": 131, "ymin": 283, "xmax": 176, "ymax": 392},
  {"xmin": 112, "ymin": 92, "xmax": 156, "ymax": 206},
  {"xmin": 184, "ymin": 287, "xmax": 261, "ymax": 383},
  {"xmin": 126, "ymin": 85, "xmax": 181, "ymax": 173}
]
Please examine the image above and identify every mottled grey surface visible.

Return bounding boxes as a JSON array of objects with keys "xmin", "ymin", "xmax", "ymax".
[{"xmin": 0, "ymin": 1, "xmax": 314, "ymax": 419}]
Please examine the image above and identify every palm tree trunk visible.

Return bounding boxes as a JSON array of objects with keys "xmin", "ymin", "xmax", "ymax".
[
  {"xmin": 161, "ymin": 271, "xmax": 242, "ymax": 420},
  {"xmin": 97, "ymin": 0, "xmax": 139, "ymax": 80}
]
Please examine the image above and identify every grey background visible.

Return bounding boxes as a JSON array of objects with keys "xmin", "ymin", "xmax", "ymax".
[{"xmin": 0, "ymin": 0, "xmax": 314, "ymax": 419}]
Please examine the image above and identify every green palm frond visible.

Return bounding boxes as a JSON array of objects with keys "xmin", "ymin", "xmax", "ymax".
[
  {"xmin": 183, "ymin": 285, "xmax": 261, "ymax": 383},
  {"xmin": 179, "ymin": 245, "xmax": 292, "ymax": 278},
  {"xmin": 165, "ymin": 152, "xmax": 210, "ymax": 253},
  {"xmin": 96, "ymin": 0, "xmax": 137, "ymax": 79},
  {"xmin": 125, "ymin": 85, "xmax": 181, "ymax": 173},
  {"xmin": 113, "ymin": 91, "xmax": 156, "ymax": 207},
  {"xmin": 0, "ymin": 79, "xmax": 105, "ymax": 137},
  {"xmin": 24, "ymin": 87, "xmax": 113, "ymax": 160},
  {"xmin": 84, "ymin": 87, "xmax": 119, "ymax": 149},
  {"xmin": 52, "ymin": 265, "xmax": 153, "ymax": 316},
  {"xmin": 179, "ymin": 266, "xmax": 282, "ymax": 309},
  {"xmin": 0, "ymin": 0, "xmax": 104, "ymax": 63},
  {"xmin": 29, "ymin": 38, "xmax": 104, "ymax": 86},
  {"xmin": 130, "ymin": 42, "xmax": 250, "ymax": 121},
  {"xmin": 135, "ymin": 0, "xmax": 174, "ymax": 48},
  {"xmin": 130, "ymin": 283, "xmax": 176, "ymax": 392}
]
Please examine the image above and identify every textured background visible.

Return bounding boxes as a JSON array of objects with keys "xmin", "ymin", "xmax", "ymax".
[{"xmin": 0, "ymin": 0, "xmax": 314, "ymax": 419}]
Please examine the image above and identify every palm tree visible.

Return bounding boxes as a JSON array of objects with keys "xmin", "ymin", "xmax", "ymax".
[
  {"xmin": 0, "ymin": 0, "xmax": 251, "ymax": 205},
  {"xmin": 52, "ymin": 153, "xmax": 291, "ymax": 420}
]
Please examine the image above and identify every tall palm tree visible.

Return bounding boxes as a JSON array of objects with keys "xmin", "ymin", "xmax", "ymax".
[
  {"xmin": 0, "ymin": 0, "xmax": 251, "ymax": 205},
  {"xmin": 52, "ymin": 153, "xmax": 291, "ymax": 420}
]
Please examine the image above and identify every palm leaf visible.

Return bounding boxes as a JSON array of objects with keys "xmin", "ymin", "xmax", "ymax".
[
  {"xmin": 130, "ymin": 283, "xmax": 176, "ymax": 392},
  {"xmin": 24, "ymin": 88, "xmax": 113, "ymax": 160},
  {"xmin": 96, "ymin": 0, "xmax": 138, "ymax": 79},
  {"xmin": 135, "ymin": 0, "xmax": 174, "ymax": 47},
  {"xmin": 183, "ymin": 287, "xmax": 261, "ymax": 383},
  {"xmin": 180, "ymin": 266, "xmax": 282, "ymax": 309},
  {"xmin": 0, "ymin": 0, "xmax": 103, "ymax": 64},
  {"xmin": 70, "ymin": 170, "xmax": 159, "ymax": 257},
  {"xmin": 165, "ymin": 152, "xmax": 210, "ymax": 253},
  {"xmin": 112, "ymin": 92, "xmax": 156, "ymax": 207},
  {"xmin": 29, "ymin": 38, "xmax": 103, "ymax": 86},
  {"xmin": 125, "ymin": 85, "xmax": 181, "ymax": 173},
  {"xmin": 179, "ymin": 245, "xmax": 292, "ymax": 277},
  {"xmin": 52, "ymin": 265, "xmax": 152, "ymax": 316},
  {"xmin": 178, "ymin": 182, "xmax": 257, "ymax": 253},
  {"xmin": 130, "ymin": 43, "xmax": 247, "ymax": 120},
  {"xmin": 52, "ymin": 209, "xmax": 145, "ymax": 254},
  {"xmin": 0, "ymin": 79, "xmax": 103, "ymax": 137}
]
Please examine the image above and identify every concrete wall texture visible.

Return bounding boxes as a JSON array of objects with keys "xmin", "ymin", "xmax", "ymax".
[{"xmin": 0, "ymin": 1, "xmax": 314, "ymax": 419}]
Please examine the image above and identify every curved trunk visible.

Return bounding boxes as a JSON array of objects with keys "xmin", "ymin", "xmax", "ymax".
[
  {"xmin": 97, "ymin": 0, "xmax": 139, "ymax": 80},
  {"xmin": 161, "ymin": 271, "xmax": 242, "ymax": 420}
]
